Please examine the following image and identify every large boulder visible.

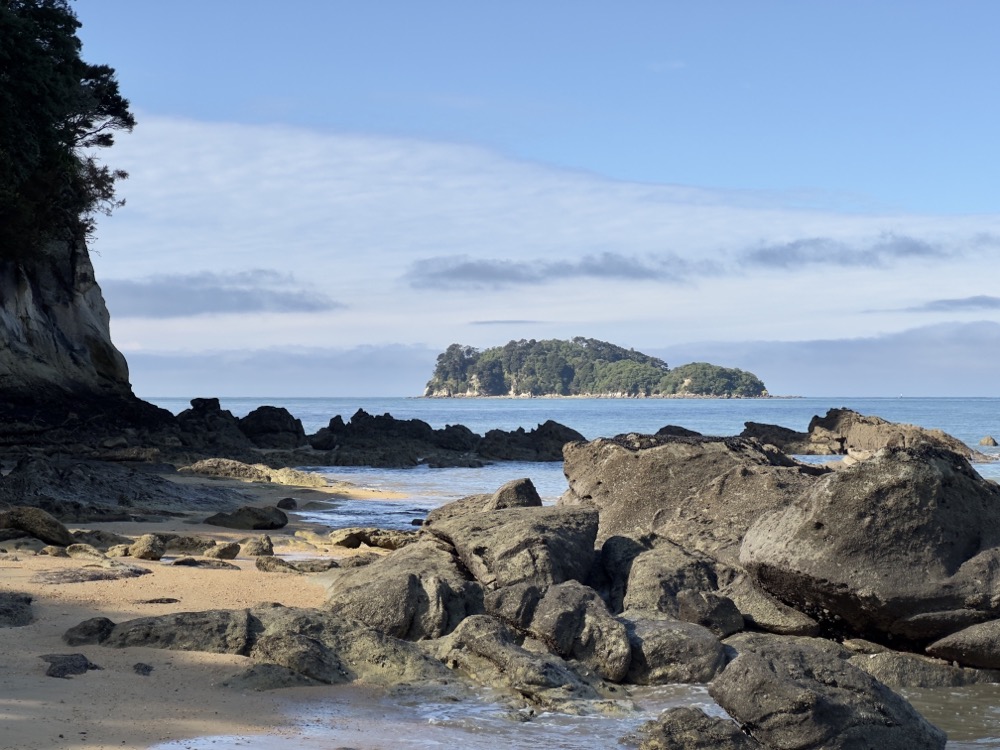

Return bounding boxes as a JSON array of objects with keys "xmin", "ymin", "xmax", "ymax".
[
  {"xmin": 0, "ymin": 506, "xmax": 73, "ymax": 546},
  {"xmin": 204, "ymin": 505, "xmax": 288, "ymax": 530},
  {"xmin": 559, "ymin": 435, "xmax": 824, "ymax": 563},
  {"xmin": 237, "ymin": 405, "xmax": 306, "ymax": 449},
  {"xmin": 79, "ymin": 604, "xmax": 450, "ymax": 687},
  {"xmin": 631, "ymin": 706, "xmax": 761, "ymax": 750},
  {"xmin": 622, "ymin": 610, "xmax": 726, "ymax": 685},
  {"xmin": 522, "ymin": 581, "xmax": 631, "ymax": 682},
  {"xmin": 175, "ymin": 397, "xmax": 258, "ymax": 457},
  {"xmin": 741, "ymin": 445, "xmax": 1000, "ymax": 643},
  {"xmin": 709, "ymin": 638, "xmax": 947, "ymax": 749},
  {"xmin": 432, "ymin": 614, "xmax": 604, "ymax": 710},
  {"xmin": 807, "ymin": 408, "xmax": 985, "ymax": 460},
  {"xmin": 477, "ymin": 420, "xmax": 585, "ymax": 461},
  {"xmin": 425, "ymin": 505, "xmax": 599, "ymax": 590},
  {"xmin": 324, "ymin": 537, "xmax": 483, "ymax": 640},
  {"xmin": 925, "ymin": 619, "xmax": 1000, "ymax": 669},
  {"xmin": 621, "ymin": 541, "xmax": 721, "ymax": 615}
]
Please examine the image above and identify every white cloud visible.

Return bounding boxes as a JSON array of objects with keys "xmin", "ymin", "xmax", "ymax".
[{"xmin": 87, "ymin": 115, "xmax": 1000, "ymax": 395}]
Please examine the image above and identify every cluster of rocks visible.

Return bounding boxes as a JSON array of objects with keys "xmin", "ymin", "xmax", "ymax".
[
  {"xmin": 0, "ymin": 394, "xmax": 585, "ymax": 470},
  {"xmin": 741, "ymin": 407, "xmax": 990, "ymax": 462},
  {"xmin": 16, "ymin": 407, "xmax": 1000, "ymax": 747},
  {"xmin": 67, "ymin": 412, "xmax": 1000, "ymax": 748}
]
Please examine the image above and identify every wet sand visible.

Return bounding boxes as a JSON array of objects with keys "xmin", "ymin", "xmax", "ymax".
[{"xmin": 0, "ymin": 473, "xmax": 390, "ymax": 750}]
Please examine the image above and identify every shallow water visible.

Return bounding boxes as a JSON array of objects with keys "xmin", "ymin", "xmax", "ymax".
[{"xmin": 150, "ymin": 684, "xmax": 720, "ymax": 750}]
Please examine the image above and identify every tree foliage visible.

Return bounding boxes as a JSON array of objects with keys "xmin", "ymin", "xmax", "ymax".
[
  {"xmin": 0, "ymin": 0, "xmax": 134, "ymax": 258},
  {"xmin": 425, "ymin": 338, "xmax": 768, "ymax": 397}
]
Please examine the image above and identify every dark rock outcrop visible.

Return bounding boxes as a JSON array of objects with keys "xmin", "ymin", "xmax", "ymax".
[
  {"xmin": 425, "ymin": 504, "xmax": 599, "ymax": 590},
  {"xmin": 237, "ymin": 406, "xmax": 305, "ymax": 449},
  {"xmin": 522, "ymin": 581, "xmax": 631, "ymax": 682},
  {"xmin": 710, "ymin": 638, "xmax": 947, "ymax": 749},
  {"xmin": 559, "ymin": 435, "xmax": 825, "ymax": 562},
  {"xmin": 432, "ymin": 614, "xmax": 605, "ymax": 710},
  {"xmin": 741, "ymin": 445, "xmax": 1000, "ymax": 643},
  {"xmin": 0, "ymin": 457, "xmax": 252, "ymax": 521},
  {"xmin": 622, "ymin": 611, "xmax": 727, "ymax": 684},
  {"xmin": 478, "ymin": 420, "xmax": 586, "ymax": 461},
  {"xmin": 204, "ymin": 505, "xmax": 288, "ymax": 530},
  {"xmin": 631, "ymin": 706, "xmax": 761, "ymax": 750},
  {"xmin": 325, "ymin": 537, "xmax": 483, "ymax": 640},
  {"xmin": 0, "ymin": 506, "xmax": 73, "ymax": 546},
  {"xmin": 741, "ymin": 408, "xmax": 988, "ymax": 462},
  {"xmin": 0, "ymin": 241, "xmax": 174, "ymax": 450}
]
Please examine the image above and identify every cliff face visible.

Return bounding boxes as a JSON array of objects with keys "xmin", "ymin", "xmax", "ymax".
[
  {"xmin": 0, "ymin": 238, "xmax": 172, "ymax": 444},
  {"xmin": 0, "ymin": 239, "xmax": 131, "ymax": 400}
]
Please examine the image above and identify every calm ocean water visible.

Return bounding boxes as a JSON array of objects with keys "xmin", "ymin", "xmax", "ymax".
[{"xmin": 145, "ymin": 395, "xmax": 1000, "ymax": 749}]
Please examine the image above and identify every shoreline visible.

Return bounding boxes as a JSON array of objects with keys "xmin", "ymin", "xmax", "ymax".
[{"xmin": 0, "ymin": 472, "xmax": 395, "ymax": 750}]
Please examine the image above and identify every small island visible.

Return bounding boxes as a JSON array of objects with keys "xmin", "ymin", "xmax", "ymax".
[{"xmin": 424, "ymin": 337, "xmax": 767, "ymax": 398}]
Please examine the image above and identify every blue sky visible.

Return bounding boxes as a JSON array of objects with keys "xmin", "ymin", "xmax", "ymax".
[{"xmin": 72, "ymin": 1, "xmax": 1000, "ymax": 397}]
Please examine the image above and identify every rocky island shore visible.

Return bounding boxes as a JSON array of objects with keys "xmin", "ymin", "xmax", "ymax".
[{"xmin": 5, "ymin": 402, "xmax": 1000, "ymax": 749}]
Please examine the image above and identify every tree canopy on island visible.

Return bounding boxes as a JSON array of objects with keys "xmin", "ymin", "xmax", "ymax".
[
  {"xmin": 0, "ymin": 0, "xmax": 134, "ymax": 259},
  {"xmin": 425, "ymin": 338, "xmax": 767, "ymax": 397}
]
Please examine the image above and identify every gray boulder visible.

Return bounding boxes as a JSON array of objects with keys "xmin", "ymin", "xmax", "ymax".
[
  {"xmin": 741, "ymin": 445, "xmax": 1000, "ymax": 641},
  {"xmin": 524, "ymin": 581, "xmax": 631, "ymax": 682},
  {"xmin": 926, "ymin": 619, "xmax": 1000, "ymax": 669},
  {"xmin": 204, "ymin": 541, "xmax": 241, "ymax": 559},
  {"xmin": 241, "ymin": 535, "xmax": 274, "ymax": 556},
  {"xmin": 0, "ymin": 506, "xmax": 73, "ymax": 546},
  {"xmin": 103, "ymin": 609, "xmax": 254, "ymax": 653},
  {"xmin": 482, "ymin": 477, "xmax": 542, "ymax": 511},
  {"xmin": 719, "ymin": 574, "xmax": 819, "ymax": 637},
  {"xmin": 432, "ymin": 614, "xmax": 602, "ymax": 709},
  {"xmin": 710, "ymin": 638, "xmax": 946, "ymax": 749},
  {"xmin": 40, "ymin": 653, "xmax": 102, "ymax": 678},
  {"xmin": 256, "ymin": 556, "xmax": 340, "ymax": 574},
  {"xmin": 849, "ymin": 649, "xmax": 1000, "ymax": 688},
  {"xmin": 325, "ymin": 537, "xmax": 482, "ymax": 640},
  {"xmin": 63, "ymin": 617, "xmax": 116, "ymax": 645},
  {"xmin": 80, "ymin": 604, "xmax": 450, "ymax": 688},
  {"xmin": 560, "ymin": 435, "xmax": 823, "ymax": 563},
  {"xmin": 622, "ymin": 610, "xmax": 726, "ymax": 684},
  {"xmin": 129, "ymin": 534, "xmax": 165, "ymax": 561},
  {"xmin": 808, "ymin": 407, "xmax": 988, "ymax": 461},
  {"xmin": 204, "ymin": 505, "xmax": 287, "ymax": 530},
  {"xmin": 632, "ymin": 706, "xmax": 761, "ymax": 749},
  {"xmin": 237, "ymin": 405, "xmax": 306, "ymax": 449},
  {"xmin": 327, "ymin": 527, "xmax": 419, "ymax": 551},
  {"xmin": 621, "ymin": 541, "xmax": 720, "ymax": 615},
  {"xmin": 425, "ymin": 505, "xmax": 598, "ymax": 590},
  {"xmin": 675, "ymin": 590, "xmax": 744, "ymax": 638}
]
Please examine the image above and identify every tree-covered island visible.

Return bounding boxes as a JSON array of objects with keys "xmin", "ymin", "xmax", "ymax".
[{"xmin": 424, "ymin": 338, "xmax": 767, "ymax": 398}]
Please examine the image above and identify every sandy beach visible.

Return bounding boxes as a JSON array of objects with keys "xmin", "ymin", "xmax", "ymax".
[{"xmin": 0, "ymin": 474, "xmax": 394, "ymax": 750}]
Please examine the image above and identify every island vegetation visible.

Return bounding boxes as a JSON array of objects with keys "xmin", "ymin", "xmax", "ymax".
[{"xmin": 424, "ymin": 337, "xmax": 767, "ymax": 398}]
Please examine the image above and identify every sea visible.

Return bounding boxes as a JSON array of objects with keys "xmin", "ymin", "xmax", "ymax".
[{"xmin": 144, "ymin": 395, "xmax": 1000, "ymax": 749}]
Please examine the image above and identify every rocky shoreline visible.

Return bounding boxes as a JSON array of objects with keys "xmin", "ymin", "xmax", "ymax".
[{"xmin": 4, "ymin": 406, "xmax": 1000, "ymax": 747}]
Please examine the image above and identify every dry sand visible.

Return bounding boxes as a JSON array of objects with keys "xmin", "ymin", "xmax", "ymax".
[{"xmin": 0, "ymin": 473, "xmax": 398, "ymax": 750}]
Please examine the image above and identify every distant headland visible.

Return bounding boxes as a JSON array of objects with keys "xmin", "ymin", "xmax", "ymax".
[{"xmin": 423, "ymin": 337, "xmax": 768, "ymax": 398}]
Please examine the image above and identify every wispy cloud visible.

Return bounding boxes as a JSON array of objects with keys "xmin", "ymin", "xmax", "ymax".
[
  {"xmin": 905, "ymin": 295, "xmax": 1000, "ymax": 313},
  {"xmin": 102, "ymin": 270, "xmax": 344, "ymax": 318},
  {"xmin": 741, "ymin": 233, "xmax": 947, "ymax": 270},
  {"xmin": 407, "ymin": 252, "xmax": 709, "ymax": 289},
  {"xmin": 471, "ymin": 319, "xmax": 545, "ymax": 326}
]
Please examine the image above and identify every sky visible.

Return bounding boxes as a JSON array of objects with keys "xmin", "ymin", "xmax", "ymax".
[{"xmin": 70, "ymin": 0, "xmax": 1000, "ymax": 397}]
